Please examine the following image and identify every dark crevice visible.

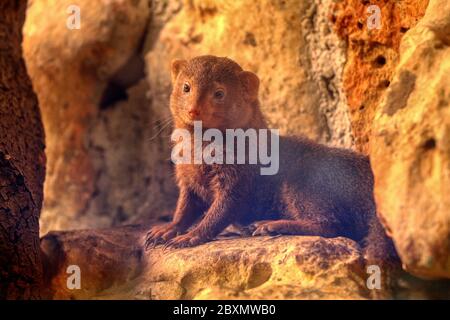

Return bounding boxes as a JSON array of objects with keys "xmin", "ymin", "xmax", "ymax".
[
  {"xmin": 99, "ymin": 16, "xmax": 150, "ymax": 110},
  {"xmin": 423, "ymin": 138, "xmax": 436, "ymax": 150},
  {"xmin": 379, "ymin": 80, "xmax": 391, "ymax": 88},
  {"xmin": 374, "ymin": 55, "xmax": 386, "ymax": 67},
  {"xmin": 99, "ymin": 82, "xmax": 129, "ymax": 109}
]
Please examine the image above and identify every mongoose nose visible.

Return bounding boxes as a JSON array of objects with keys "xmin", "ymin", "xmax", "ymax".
[{"xmin": 188, "ymin": 108, "xmax": 200, "ymax": 117}]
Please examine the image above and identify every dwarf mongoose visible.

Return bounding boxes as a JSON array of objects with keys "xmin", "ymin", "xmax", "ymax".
[{"xmin": 144, "ymin": 55, "xmax": 398, "ymax": 271}]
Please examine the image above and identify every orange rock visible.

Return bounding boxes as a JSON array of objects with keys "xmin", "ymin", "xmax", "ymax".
[
  {"xmin": 370, "ymin": 0, "xmax": 450, "ymax": 279},
  {"xmin": 331, "ymin": 0, "xmax": 429, "ymax": 153}
]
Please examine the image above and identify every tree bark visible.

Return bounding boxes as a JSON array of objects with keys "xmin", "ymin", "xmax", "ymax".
[{"xmin": 0, "ymin": 0, "xmax": 46, "ymax": 299}]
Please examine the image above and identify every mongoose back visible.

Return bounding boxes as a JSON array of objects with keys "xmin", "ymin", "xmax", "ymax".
[{"xmin": 145, "ymin": 55, "xmax": 398, "ymax": 287}]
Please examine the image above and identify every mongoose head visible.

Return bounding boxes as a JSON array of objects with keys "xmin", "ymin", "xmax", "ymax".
[{"xmin": 169, "ymin": 55, "xmax": 260, "ymax": 130}]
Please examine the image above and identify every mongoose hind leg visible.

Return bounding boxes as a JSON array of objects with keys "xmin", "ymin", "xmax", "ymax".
[
  {"xmin": 252, "ymin": 189, "xmax": 341, "ymax": 237},
  {"xmin": 252, "ymin": 219, "xmax": 339, "ymax": 237}
]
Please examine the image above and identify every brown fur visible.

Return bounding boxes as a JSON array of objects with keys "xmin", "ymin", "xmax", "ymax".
[{"xmin": 145, "ymin": 55, "xmax": 399, "ymax": 295}]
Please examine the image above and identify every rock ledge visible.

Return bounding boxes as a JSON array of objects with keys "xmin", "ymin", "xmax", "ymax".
[{"xmin": 41, "ymin": 225, "xmax": 370, "ymax": 300}]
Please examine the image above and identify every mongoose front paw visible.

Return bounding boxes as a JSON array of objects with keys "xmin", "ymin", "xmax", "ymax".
[
  {"xmin": 144, "ymin": 223, "xmax": 182, "ymax": 250},
  {"xmin": 163, "ymin": 231, "xmax": 206, "ymax": 249}
]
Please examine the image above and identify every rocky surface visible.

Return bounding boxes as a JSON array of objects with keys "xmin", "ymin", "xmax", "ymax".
[
  {"xmin": 23, "ymin": 0, "xmax": 177, "ymax": 234},
  {"xmin": 0, "ymin": 0, "xmax": 46, "ymax": 299},
  {"xmin": 41, "ymin": 225, "xmax": 373, "ymax": 300},
  {"xmin": 332, "ymin": 0, "xmax": 429, "ymax": 153},
  {"xmin": 40, "ymin": 225, "xmax": 450, "ymax": 299},
  {"xmin": 370, "ymin": 0, "xmax": 450, "ymax": 279}
]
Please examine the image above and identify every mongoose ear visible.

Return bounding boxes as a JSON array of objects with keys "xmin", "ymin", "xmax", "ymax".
[
  {"xmin": 239, "ymin": 71, "xmax": 260, "ymax": 100},
  {"xmin": 171, "ymin": 59, "xmax": 187, "ymax": 83}
]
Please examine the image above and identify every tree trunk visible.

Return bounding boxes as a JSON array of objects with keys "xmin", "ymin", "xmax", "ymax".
[{"xmin": 0, "ymin": 0, "xmax": 46, "ymax": 299}]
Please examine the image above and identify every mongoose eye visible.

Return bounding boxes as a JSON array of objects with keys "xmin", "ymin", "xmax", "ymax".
[
  {"xmin": 214, "ymin": 90, "xmax": 225, "ymax": 100},
  {"xmin": 183, "ymin": 83, "xmax": 190, "ymax": 93}
]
